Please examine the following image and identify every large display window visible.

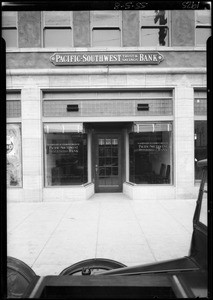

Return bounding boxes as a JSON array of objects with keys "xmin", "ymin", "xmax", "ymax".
[
  {"xmin": 7, "ymin": 124, "xmax": 22, "ymax": 187},
  {"xmin": 44, "ymin": 123, "xmax": 87, "ymax": 186},
  {"xmin": 129, "ymin": 123, "xmax": 173, "ymax": 184}
]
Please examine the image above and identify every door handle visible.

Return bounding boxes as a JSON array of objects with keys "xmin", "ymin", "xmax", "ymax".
[{"xmin": 95, "ymin": 165, "xmax": 98, "ymax": 174}]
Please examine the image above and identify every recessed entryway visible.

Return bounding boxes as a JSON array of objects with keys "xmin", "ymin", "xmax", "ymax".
[
  {"xmin": 94, "ymin": 133, "xmax": 122, "ymax": 193},
  {"xmin": 89, "ymin": 122, "xmax": 130, "ymax": 193}
]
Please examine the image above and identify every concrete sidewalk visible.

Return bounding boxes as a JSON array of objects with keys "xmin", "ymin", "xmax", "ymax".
[{"xmin": 7, "ymin": 194, "xmax": 197, "ymax": 276}]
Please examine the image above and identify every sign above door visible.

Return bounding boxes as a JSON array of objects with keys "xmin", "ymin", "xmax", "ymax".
[{"xmin": 50, "ymin": 51, "xmax": 164, "ymax": 66}]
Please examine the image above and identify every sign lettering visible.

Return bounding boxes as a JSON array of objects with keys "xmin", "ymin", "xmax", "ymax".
[{"xmin": 50, "ymin": 51, "xmax": 164, "ymax": 66}]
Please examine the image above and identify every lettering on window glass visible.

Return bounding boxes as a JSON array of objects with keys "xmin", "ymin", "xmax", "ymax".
[
  {"xmin": 137, "ymin": 142, "xmax": 168, "ymax": 151},
  {"xmin": 44, "ymin": 131, "xmax": 87, "ymax": 186},
  {"xmin": 129, "ymin": 125, "xmax": 172, "ymax": 184},
  {"xmin": 47, "ymin": 144, "xmax": 80, "ymax": 154}
]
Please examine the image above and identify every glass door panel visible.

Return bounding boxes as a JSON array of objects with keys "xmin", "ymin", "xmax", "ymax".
[{"xmin": 95, "ymin": 134, "xmax": 122, "ymax": 192}]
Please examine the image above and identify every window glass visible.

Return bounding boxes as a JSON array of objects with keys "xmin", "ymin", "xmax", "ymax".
[
  {"xmin": 43, "ymin": 11, "xmax": 72, "ymax": 47},
  {"xmin": 140, "ymin": 10, "xmax": 168, "ymax": 26},
  {"xmin": 2, "ymin": 11, "xmax": 17, "ymax": 27},
  {"xmin": 2, "ymin": 12, "xmax": 17, "ymax": 48},
  {"xmin": 194, "ymin": 91, "xmax": 207, "ymax": 115},
  {"xmin": 196, "ymin": 10, "xmax": 211, "ymax": 25},
  {"xmin": 92, "ymin": 29, "xmax": 121, "ymax": 47},
  {"xmin": 44, "ymin": 28, "xmax": 72, "ymax": 47},
  {"xmin": 195, "ymin": 27, "xmax": 211, "ymax": 46},
  {"xmin": 2, "ymin": 29, "xmax": 18, "ymax": 48},
  {"xmin": 195, "ymin": 10, "xmax": 211, "ymax": 46},
  {"xmin": 91, "ymin": 11, "xmax": 121, "ymax": 47},
  {"xmin": 91, "ymin": 11, "xmax": 120, "ymax": 27},
  {"xmin": 140, "ymin": 10, "xmax": 169, "ymax": 46},
  {"xmin": 44, "ymin": 11, "xmax": 71, "ymax": 26},
  {"xmin": 7, "ymin": 124, "xmax": 22, "ymax": 187},
  {"xmin": 141, "ymin": 28, "xmax": 169, "ymax": 46},
  {"xmin": 44, "ymin": 126, "xmax": 87, "ymax": 186},
  {"xmin": 129, "ymin": 123, "xmax": 172, "ymax": 184},
  {"xmin": 194, "ymin": 121, "xmax": 207, "ymax": 180}
]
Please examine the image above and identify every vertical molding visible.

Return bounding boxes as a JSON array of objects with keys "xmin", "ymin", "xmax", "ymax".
[
  {"xmin": 175, "ymin": 86, "xmax": 195, "ymax": 197},
  {"xmin": 124, "ymin": 129, "xmax": 129, "ymax": 182},
  {"xmin": 18, "ymin": 11, "xmax": 41, "ymax": 48},
  {"xmin": 122, "ymin": 11, "xmax": 139, "ymax": 47},
  {"xmin": 87, "ymin": 131, "xmax": 92, "ymax": 183},
  {"xmin": 73, "ymin": 11, "xmax": 90, "ymax": 47},
  {"xmin": 171, "ymin": 11, "xmax": 195, "ymax": 46}
]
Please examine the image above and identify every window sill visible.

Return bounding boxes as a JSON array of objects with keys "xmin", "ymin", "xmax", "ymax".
[
  {"xmin": 44, "ymin": 182, "xmax": 92, "ymax": 188},
  {"xmin": 126, "ymin": 182, "xmax": 173, "ymax": 186}
]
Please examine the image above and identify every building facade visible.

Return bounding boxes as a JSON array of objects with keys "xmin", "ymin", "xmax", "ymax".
[{"xmin": 4, "ymin": 9, "xmax": 209, "ymax": 201}]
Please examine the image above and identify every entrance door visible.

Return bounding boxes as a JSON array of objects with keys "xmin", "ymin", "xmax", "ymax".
[{"xmin": 94, "ymin": 133, "xmax": 122, "ymax": 193}]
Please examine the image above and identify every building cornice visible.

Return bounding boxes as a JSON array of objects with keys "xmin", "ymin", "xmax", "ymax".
[
  {"xmin": 5, "ymin": 47, "xmax": 207, "ymax": 53},
  {"xmin": 6, "ymin": 67, "xmax": 207, "ymax": 76}
]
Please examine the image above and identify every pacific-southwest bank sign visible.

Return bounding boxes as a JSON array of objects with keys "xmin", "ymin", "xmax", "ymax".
[{"xmin": 50, "ymin": 51, "xmax": 164, "ymax": 66}]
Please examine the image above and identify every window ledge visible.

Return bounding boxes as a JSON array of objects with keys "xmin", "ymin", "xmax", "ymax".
[
  {"xmin": 126, "ymin": 182, "xmax": 173, "ymax": 186},
  {"xmin": 44, "ymin": 184, "xmax": 91, "ymax": 188}
]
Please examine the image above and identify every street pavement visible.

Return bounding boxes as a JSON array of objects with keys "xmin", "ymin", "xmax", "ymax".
[{"xmin": 7, "ymin": 193, "xmax": 197, "ymax": 276}]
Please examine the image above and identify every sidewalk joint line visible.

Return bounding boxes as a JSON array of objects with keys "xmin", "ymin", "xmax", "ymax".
[
  {"xmin": 129, "ymin": 201, "xmax": 157, "ymax": 262},
  {"xmin": 31, "ymin": 203, "xmax": 72, "ymax": 268}
]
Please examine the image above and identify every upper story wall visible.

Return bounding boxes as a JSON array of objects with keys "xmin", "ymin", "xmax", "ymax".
[
  {"xmin": 18, "ymin": 11, "xmax": 41, "ymax": 48},
  {"xmin": 2, "ymin": 10, "xmax": 211, "ymax": 49},
  {"xmin": 171, "ymin": 11, "xmax": 195, "ymax": 46}
]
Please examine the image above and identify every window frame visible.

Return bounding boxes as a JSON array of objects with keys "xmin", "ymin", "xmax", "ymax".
[
  {"xmin": 90, "ymin": 11, "xmax": 122, "ymax": 47},
  {"xmin": 2, "ymin": 11, "xmax": 18, "ymax": 48},
  {"xmin": 41, "ymin": 11, "xmax": 73, "ymax": 48},
  {"xmin": 7, "ymin": 122, "xmax": 23, "ymax": 188},
  {"xmin": 139, "ymin": 10, "xmax": 171, "ymax": 47},
  {"xmin": 6, "ymin": 91, "xmax": 22, "ymax": 119},
  {"xmin": 128, "ymin": 121, "xmax": 174, "ymax": 185},
  {"xmin": 6, "ymin": 91, "xmax": 22, "ymax": 188},
  {"xmin": 194, "ymin": 89, "xmax": 207, "ymax": 184},
  {"xmin": 43, "ymin": 123, "xmax": 88, "ymax": 187},
  {"xmin": 195, "ymin": 10, "xmax": 211, "ymax": 47}
]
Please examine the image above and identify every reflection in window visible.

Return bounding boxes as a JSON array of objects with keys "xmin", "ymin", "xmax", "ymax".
[
  {"xmin": 43, "ymin": 11, "xmax": 73, "ymax": 47},
  {"xmin": 195, "ymin": 121, "xmax": 207, "ymax": 180},
  {"xmin": 199, "ymin": 171, "xmax": 207, "ymax": 226},
  {"xmin": 92, "ymin": 29, "xmax": 121, "ymax": 47},
  {"xmin": 91, "ymin": 11, "xmax": 121, "ymax": 47},
  {"xmin": 7, "ymin": 124, "xmax": 22, "ymax": 187},
  {"xmin": 195, "ymin": 10, "xmax": 211, "ymax": 46},
  {"xmin": 140, "ymin": 11, "xmax": 169, "ymax": 46},
  {"xmin": 44, "ymin": 124, "xmax": 87, "ymax": 186},
  {"xmin": 44, "ymin": 28, "xmax": 72, "ymax": 47},
  {"xmin": 129, "ymin": 123, "xmax": 172, "ymax": 184}
]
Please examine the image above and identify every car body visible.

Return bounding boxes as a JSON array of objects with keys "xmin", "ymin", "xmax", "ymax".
[{"xmin": 7, "ymin": 159, "xmax": 208, "ymax": 298}]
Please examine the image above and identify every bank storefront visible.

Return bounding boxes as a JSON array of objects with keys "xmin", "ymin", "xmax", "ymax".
[{"xmin": 6, "ymin": 48, "xmax": 207, "ymax": 202}]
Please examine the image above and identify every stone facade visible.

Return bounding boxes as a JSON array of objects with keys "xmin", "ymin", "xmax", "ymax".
[{"xmin": 5, "ymin": 10, "xmax": 208, "ymax": 201}]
